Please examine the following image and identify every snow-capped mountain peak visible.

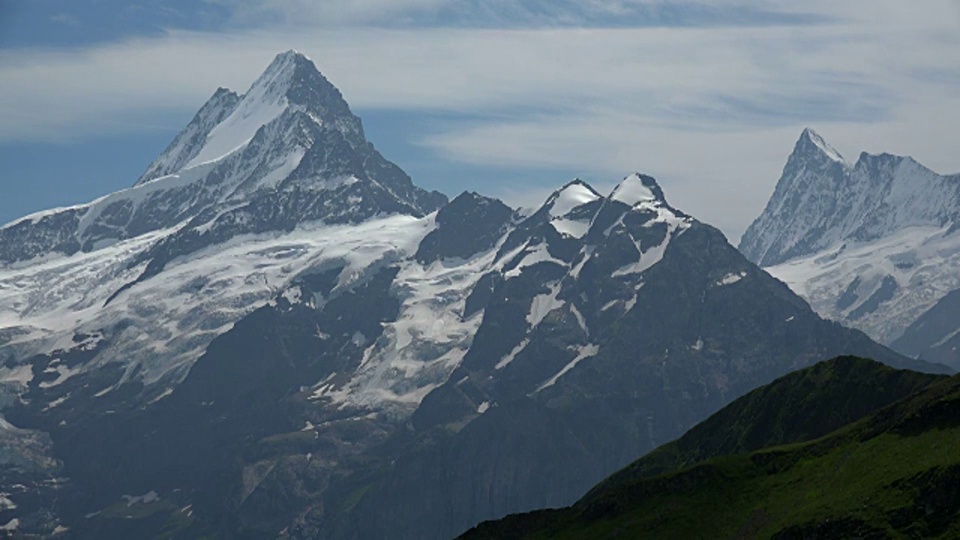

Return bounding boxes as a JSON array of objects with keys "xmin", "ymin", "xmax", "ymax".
[
  {"xmin": 740, "ymin": 128, "xmax": 960, "ymax": 267},
  {"xmin": 742, "ymin": 129, "xmax": 960, "ymax": 361},
  {"xmin": 179, "ymin": 52, "xmax": 301, "ymax": 169},
  {"xmin": 0, "ymin": 51, "xmax": 444, "ymax": 266},
  {"xmin": 610, "ymin": 172, "xmax": 667, "ymax": 207},
  {"xmin": 546, "ymin": 180, "xmax": 602, "ymax": 218},
  {"xmin": 797, "ymin": 127, "xmax": 846, "ymax": 164},
  {"xmin": 137, "ymin": 50, "xmax": 362, "ymax": 184}
]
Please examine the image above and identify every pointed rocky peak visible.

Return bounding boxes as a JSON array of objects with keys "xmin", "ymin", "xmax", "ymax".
[
  {"xmin": 445, "ymin": 191, "xmax": 514, "ymax": 216},
  {"xmin": 140, "ymin": 50, "xmax": 365, "ymax": 177},
  {"xmin": 794, "ymin": 127, "xmax": 846, "ymax": 164},
  {"xmin": 741, "ymin": 129, "xmax": 960, "ymax": 267},
  {"xmin": 246, "ymin": 50, "xmax": 345, "ymax": 111},
  {"xmin": 509, "ymin": 180, "xmax": 604, "ymax": 241},
  {"xmin": 415, "ymin": 192, "xmax": 514, "ymax": 264},
  {"xmin": 609, "ymin": 173, "xmax": 667, "ymax": 208},
  {"xmin": 252, "ymin": 50, "xmax": 362, "ymax": 139},
  {"xmin": 582, "ymin": 173, "xmax": 692, "ymax": 247}
]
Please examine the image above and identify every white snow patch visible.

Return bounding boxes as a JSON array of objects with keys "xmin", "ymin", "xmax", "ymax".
[
  {"xmin": 505, "ymin": 243, "xmax": 565, "ymax": 278},
  {"xmin": 716, "ymin": 271, "xmax": 747, "ymax": 286},
  {"xmin": 350, "ymin": 332, "xmax": 367, "ymax": 347},
  {"xmin": 0, "ymin": 494, "xmax": 15, "ymax": 510},
  {"xmin": 551, "ymin": 218, "xmax": 591, "ymax": 239},
  {"xmin": 0, "ymin": 364, "xmax": 33, "ymax": 386},
  {"xmin": 149, "ymin": 388, "xmax": 174, "ymax": 404},
  {"xmin": 549, "ymin": 183, "xmax": 600, "ymax": 217},
  {"xmin": 536, "ymin": 344, "xmax": 600, "ymax": 391},
  {"xmin": 496, "ymin": 339, "xmax": 529, "ymax": 370},
  {"xmin": 39, "ymin": 363, "xmax": 81, "ymax": 388},
  {"xmin": 43, "ymin": 395, "xmax": 68, "ymax": 410},
  {"xmin": 254, "ymin": 147, "xmax": 306, "ymax": 191},
  {"xmin": 568, "ymin": 248, "xmax": 593, "ymax": 279},
  {"xmin": 612, "ymin": 232, "xmax": 669, "ymax": 277},
  {"xmin": 933, "ymin": 327, "xmax": 960, "ymax": 348},
  {"xmin": 123, "ymin": 491, "xmax": 160, "ymax": 507},
  {"xmin": 0, "ymin": 518, "xmax": 18, "ymax": 531},
  {"xmin": 610, "ymin": 174, "xmax": 656, "ymax": 206},
  {"xmin": 570, "ymin": 303, "xmax": 588, "ymax": 333},
  {"xmin": 527, "ymin": 283, "xmax": 563, "ymax": 328}
]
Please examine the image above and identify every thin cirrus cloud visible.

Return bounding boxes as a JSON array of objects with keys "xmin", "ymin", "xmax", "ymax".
[
  {"xmin": 210, "ymin": 0, "xmax": 833, "ymax": 29},
  {"xmin": 0, "ymin": 0, "xmax": 958, "ymax": 240}
]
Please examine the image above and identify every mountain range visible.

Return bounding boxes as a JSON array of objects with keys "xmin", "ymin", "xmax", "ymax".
[
  {"xmin": 0, "ymin": 51, "xmax": 951, "ymax": 538},
  {"xmin": 740, "ymin": 129, "xmax": 960, "ymax": 369}
]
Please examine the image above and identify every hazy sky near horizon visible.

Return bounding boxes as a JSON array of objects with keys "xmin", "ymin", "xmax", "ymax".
[{"xmin": 1, "ymin": 1, "xmax": 959, "ymax": 242}]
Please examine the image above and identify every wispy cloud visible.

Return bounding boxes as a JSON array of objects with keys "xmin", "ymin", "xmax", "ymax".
[
  {"xmin": 0, "ymin": 0, "xmax": 958, "ymax": 240},
  {"xmin": 208, "ymin": 0, "xmax": 833, "ymax": 29}
]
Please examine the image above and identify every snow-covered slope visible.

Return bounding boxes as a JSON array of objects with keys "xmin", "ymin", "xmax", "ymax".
[
  {"xmin": 0, "ymin": 215, "xmax": 450, "ymax": 396},
  {"xmin": 767, "ymin": 225, "xmax": 960, "ymax": 345},
  {"xmin": 742, "ymin": 129, "xmax": 960, "ymax": 363}
]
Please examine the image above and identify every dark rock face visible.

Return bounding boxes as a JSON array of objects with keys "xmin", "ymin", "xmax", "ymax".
[
  {"xmin": 739, "ymin": 128, "xmax": 851, "ymax": 266},
  {"xmin": 416, "ymin": 192, "xmax": 515, "ymax": 264}
]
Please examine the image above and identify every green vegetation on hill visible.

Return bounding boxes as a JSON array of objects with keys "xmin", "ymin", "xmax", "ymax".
[
  {"xmin": 460, "ymin": 357, "xmax": 959, "ymax": 539},
  {"xmin": 589, "ymin": 356, "xmax": 945, "ymax": 492}
]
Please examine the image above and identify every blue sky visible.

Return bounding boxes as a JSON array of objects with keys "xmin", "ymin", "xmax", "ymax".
[{"xmin": 1, "ymin": 1, "xmax": 959, "ymax": 241}]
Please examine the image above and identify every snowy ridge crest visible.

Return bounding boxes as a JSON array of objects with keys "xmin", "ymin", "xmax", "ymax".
[
  {"xmin": 139, "ymin": 50, "xmax": 355, "ymax": 183},
  {"xmin": 740, "ymin": 129, "xmax": 960, "ymax": 267}
]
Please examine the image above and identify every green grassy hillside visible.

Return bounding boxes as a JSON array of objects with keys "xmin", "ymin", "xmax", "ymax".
[{"xmin": 461, "ymin": 357, "xmax": 958, "ymax": 539}]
